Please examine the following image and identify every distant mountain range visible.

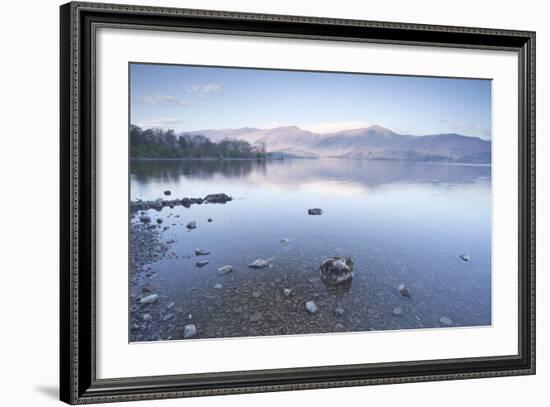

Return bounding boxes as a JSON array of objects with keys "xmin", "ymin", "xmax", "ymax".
[{"xmin": 179, "ymin": 125, "xmax": 491, "ymax": 163}]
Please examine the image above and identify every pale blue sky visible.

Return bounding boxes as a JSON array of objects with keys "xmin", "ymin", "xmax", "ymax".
[{"xmin": 130, "ymin": 63, "xmax": 492, "ymax": 139}]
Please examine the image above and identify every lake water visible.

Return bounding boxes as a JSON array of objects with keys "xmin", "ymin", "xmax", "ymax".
[{"xmin": 129, "ymin": 159, "xmax": 492, "ymax": 342}]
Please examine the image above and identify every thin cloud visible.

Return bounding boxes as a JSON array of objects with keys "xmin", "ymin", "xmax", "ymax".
[
  {"xmin": 301, "ymin": 121, "xmax": 372, "ymax": 134},
  {"xmin": 141, "ymin": 94, "xmax": 189, "ymax": 106},
  {"xmin": 138, "ymin": 118, "xmax": 185, "ymax": 128},
  {"xmin": 187, "ymin": 82, "xmax": 222, "ymax": 95}
]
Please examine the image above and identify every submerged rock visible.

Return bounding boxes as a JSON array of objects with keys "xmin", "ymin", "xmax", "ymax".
[
  {"xmin": 459, "ymin": 254, "xmax": 470, "ymax": 262},
  {"xmin": 156, "ymin": 218, "xmax": 163, "ymax": 224},
  {"xmin": 195, "ymin": 248, "xmax": 210, "ymax": 256},
  {"xmin": 392, "ymin": 306, "xmax": 403, "ymax": 316},
  {"xmin": 204, "ymin": 193, "xmax": 232, "ymax": 204},
  {"xmin": 141, "ymin": 282, "xmax": 157, "ymax": 293},
  {"xmin": 207, "ymin": 218, "xmax": 213, "ymax": 222},
  {"xmin": 139, "ymin": 215, "xmax": 151, "ymax": 224},
  {"xmin": 439, "ymin": 316, "xmax": 453, "ymax": 326},
  {"xmin": 195, "ymin": 260, "xmax": 209, "ymax": 267},
  {"xmin": 320, "ymin": 257, "xmax": 354, "ymax": 285},
  {"xmin": 249, "ymin": 311, "xmax": 263, "ymax": 323},
  {"xmin": 164, "ymin": 190, "xmax": 171, "ymax": 196},
  {"xmin": 308, "ymin": 208, "xmax": 323, "ymax": 216},
  {"xmin": 306, "ymin": 301, "xmax": 319, "ymax": 314},
  {"xmin": 140, "ymin": 294, "xmax": 158, "ymax": 305},
  {"xmin": 249, "ymin": 258, "xmax": 270, "ymax": 269},
  {"xmin": 183, "ymin": 324, "xmax": 197, "ymax": 339},
  {"xmin": 186, "ymin": 221, "xmax": 197, "ymax": 230},
  {"xmin": 162, "ymin": 313, "xmax": 174, "ymax": 321},
  {"xmin": 398, "ymin": 284, "xmax": 411, "ymax": 298},
  {"xmin": 218, "ymin": 265, "xmax": 233, "ymax": 274},
  {"xmin": 334, "ymin": 323, "xmax": 346, "ymax": 332}
]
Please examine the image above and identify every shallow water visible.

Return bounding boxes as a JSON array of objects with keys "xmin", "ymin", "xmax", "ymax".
[{"xmin": 129, "ymin": 159, "xmax": 491, "ymax": 342}]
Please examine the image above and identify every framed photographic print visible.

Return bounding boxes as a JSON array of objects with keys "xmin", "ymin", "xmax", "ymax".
[{"xmin": 60, "ymin": 1, "xmax": 536, "ymax": 404}]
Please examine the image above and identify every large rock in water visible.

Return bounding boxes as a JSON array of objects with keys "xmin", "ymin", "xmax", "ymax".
[
  {"xmin": 204, "ymin": 193, "xmax": 232, "ymax": 204},
  {"xmin": 320, "ymin": 257, "xmax": 354, "ymax": 285}
]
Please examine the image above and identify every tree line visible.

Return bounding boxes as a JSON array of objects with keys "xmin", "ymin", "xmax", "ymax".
[{"xmin": 130, "ymin": 125, "xmax": 267, "ymax": 159}]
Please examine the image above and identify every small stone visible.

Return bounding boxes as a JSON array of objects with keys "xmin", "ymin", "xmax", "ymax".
[
  {"xmin": 162, "ymin": 313, "xmax": 174, "ymax": 321},
  {"xmin": 249, "ymin": 311, "xmax": 263, "ymax": 323},
  {"xmin": 183, "ymin": 324, "xmax": 197, "ymax": 339},
  {"xmin": 306, "ymin": 301, "xmax": 318, "ymax": 314},
  {"xmin": 283, "ymin": 288, "xmax": 292, "ymax": 297},
  {"xmin": 249, "ymin": 258, "xmax": 270, "ymax": 269},
  {"xmin": 140, "ymin": 294, "xmax": 158, "ymax": 305},
  {"xmin": 166, "ymin": 302, "xmax": 175, "ymax": 309},
  {"xmin": 308, "ymin": 208, "xmax": 323, "ymax": 215},
  {"xmin": 156, "ymin": 218, "xmax": 163, "ymax": 224},
  {"xmin": 214, "ymin": 283, "xmax": 223, "ymax": 290},
  {"xmin": 398, "ymin": 284, "xmax": 411, "ymax": 298},
  {"xmin": 195, "ymin": 260, "xmax": 209, "ymax": 267},
  {"xmin": 195, "ymin": 248, "xmax": 211, "ymax": 256},
  {"xmin": 392, "ymin": 306, "xmax": 403, "ymax": 316},
  {"xmin": 143, "ymin": 313, "xmax": 152, "ymax": 321},
  {"xmin": 252, "ymin": 291, "xmax": 261, "ymax": 298},
  {"xmin": 139, "ymin": 215, "xmax": 151, "ymax": 224},
  {"xmin": 334, "ymin": 323, "xmax": 345, "ymax": 332},
  {"xmin": 218, "ymin": 265, "xmax": 233, "ymax": 274},
  {"xmin": 335, "ymin": 306, "xmax": 345, "ymax": 316},
  {"xmin": 141, "ymin": 282, "xmax": 157, "ymax": 293},
  {"xmin": 280, "ymin": 238, "xmax": 289, "ymax": 243},
  {"xmin": 207, "ymin": 218, "xmax": 212, "ymax": 222},
  {"xmin": 439, "ymin": 316, "xmax": 453, "ymax": 326},
  {"xmin": 164, "ymin": 190, "xmax": 171, "ymax": 196},
  {"xmin": 459, "ymin": 254, "xmax": 470, "ymax": 262},
  {"xmin": 186, "ymin": 221, "xmax": 197, "ymax": 230}
]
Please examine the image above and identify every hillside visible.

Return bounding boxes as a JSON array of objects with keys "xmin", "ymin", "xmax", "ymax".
[{"xmin": 178, "ymin": 124, "xmax": 491, "ymax": 163}]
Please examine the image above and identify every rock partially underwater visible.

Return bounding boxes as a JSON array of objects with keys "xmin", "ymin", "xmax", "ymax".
[
  {"xmin": 308, "ymin": 208, "xmax": 323, "ymax": 215},
  {"xmin": 130, "ymin": 193, "xmax": 232, "ymax": 213},
  {"xmin": 320, "ymin": 257, "xmax": 354, "ymax": 286}
]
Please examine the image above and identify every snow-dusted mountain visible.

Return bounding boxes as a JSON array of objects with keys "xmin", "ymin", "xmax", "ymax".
[{"xmin": 179, "ymin": 124, "xmax": 491, "ymax": 163}]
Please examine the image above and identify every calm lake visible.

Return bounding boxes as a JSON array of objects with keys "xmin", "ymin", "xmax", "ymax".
[{"xmin": 129, "ymin": 158, "xmax": 492, "ymax": 342}]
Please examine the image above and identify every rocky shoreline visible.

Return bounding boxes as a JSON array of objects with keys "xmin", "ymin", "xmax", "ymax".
[
  {"xmin": 131, "ymin": 193, "xmax": 232, "ymax": 213},
  {"xmin": 129, "ymin": 195, "xmax": 471, "ymax": 342}
]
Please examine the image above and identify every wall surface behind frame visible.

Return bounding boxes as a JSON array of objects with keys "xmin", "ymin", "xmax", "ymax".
[{"xmin": 0, "ymin": 0, "xmax": 546, "ymax": 406}]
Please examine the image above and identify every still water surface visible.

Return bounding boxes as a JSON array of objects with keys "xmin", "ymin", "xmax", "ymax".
[{"xmin": 129, "ymin": 159, "xmax": 491, "ymax": 341}]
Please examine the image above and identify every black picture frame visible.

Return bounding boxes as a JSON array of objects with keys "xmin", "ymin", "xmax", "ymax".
[{"xmin": 60, "ymin": 2, "xmax": 536, "ymax": 404}]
